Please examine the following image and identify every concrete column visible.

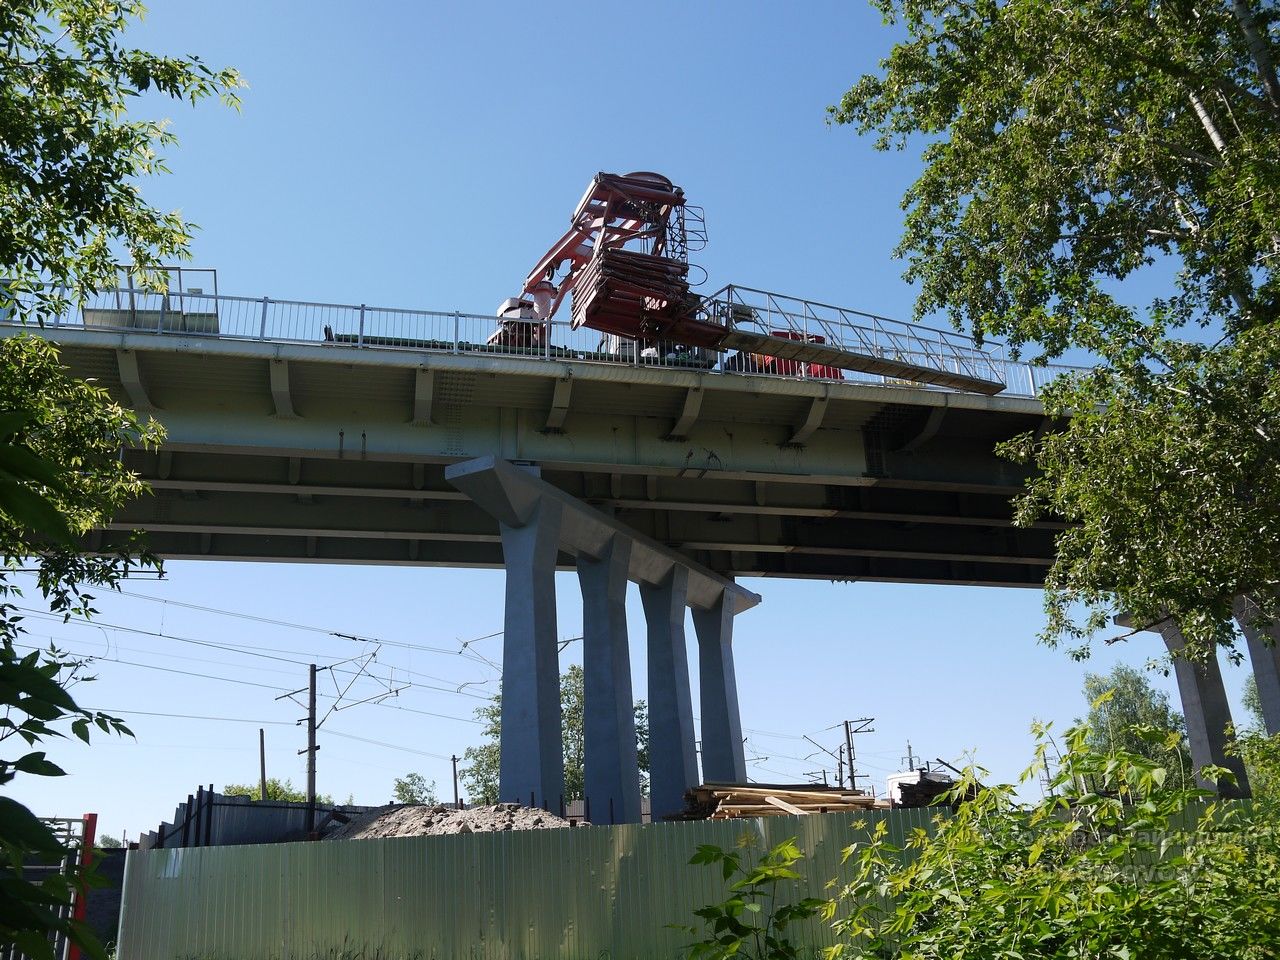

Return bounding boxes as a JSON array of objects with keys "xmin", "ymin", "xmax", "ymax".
[
  {"xmin": 1232, "ymin": 595, "xmax": 1280, "ymax": 736},
  {"xmin": 577, "ymin": 535, "xmax": 641, "ymax": 824},
  {"xmin": 1159, "ymin": 621, "xmax": 1251, "ymax": 798},
  {"xmin": 640, "ymin": 567, "xmax": 699, "ymax": 821},
  {"xmin": 498, "ymin": 497, "xmax": 564, "ymax": 809},
  {"xmin": 693, "ymin": 591, "xmax": 747, "ymax": 784}
]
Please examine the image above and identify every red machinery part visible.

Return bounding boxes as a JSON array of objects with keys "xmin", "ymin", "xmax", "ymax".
[
  {"xmin": 510, "ymin": 171, "xmax": 1006, "ymax": 396},
  {"xmin": 66, "ymin": 812, "xmax": 97, "ymax": 960}
]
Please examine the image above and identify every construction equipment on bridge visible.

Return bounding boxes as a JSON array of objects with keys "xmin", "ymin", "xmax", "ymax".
[{"xmin": 500, "ymin": 171, "xmax": 1007, "ymax": 396}]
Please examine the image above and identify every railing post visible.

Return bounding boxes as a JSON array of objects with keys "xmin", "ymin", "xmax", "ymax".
[
  {"xmin": 156, "ymin": 293, "xmax": 166, "ymax": 333},
  {"xmin": 358, "ymin": 304, "xmax": 366, "ymax": 348},
  {"xmin": 259, "ymin": 297, "xmax": 270, "ymax": 340},
  {"xmin": 453, "ymin": 312, "xmax": 461, "ymax": 353}
]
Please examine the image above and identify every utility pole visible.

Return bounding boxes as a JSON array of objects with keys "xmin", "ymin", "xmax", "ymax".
[
  {"xmin": 836, "ymin": 744, "xmax": 844, "ymax": 789},
  {"xmin": 901, "ymin": 740, "xmax": 920, "ymax": 771},
  {"xmin": 450, "ymin": 754, "xmax": 460, "ymax": 808},
  {"xmin": 305, "ymin": 663, "xmax": 317, "ymax": 834},
  {"xmin": 843, "ymin": 720, "xmax": 855, "ymax": 790},
  {"xmin": 843, "ymin": 718, "xmax": 875, "ymax": 791},
  {"xmin": 272, "ymin": 648, "xmax": 404, "ymax": 838},
  {"xmin": 258, "ymin": 728, "xmax": 268, "ymax": 800}
]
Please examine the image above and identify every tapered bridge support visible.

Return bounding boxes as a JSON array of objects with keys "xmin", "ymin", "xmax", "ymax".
[
  {"xmin": 1233, "ymin": 595, "xmax": 1280, "ymax": 736},
  {"xmin": 577, "ymin": 536, "xmax": 641, "ymax": 824},
  {"xmin": 694, "ymin": 589, "xmax": 747, "ymax": 784},
  {"xmin": 641, "ymin": 568, "xmax": 700, "ymax": 821},
  {"xmin": 1158, "ymin": 620, "xmax": 1251, "ymax": 798},
  {"xmin": 446, "ymin": 456, "xmax": 761, "ymax": 821},
  {"xmin": 497, "ymin": 498, "xmax": 564, "ymax": 809}
]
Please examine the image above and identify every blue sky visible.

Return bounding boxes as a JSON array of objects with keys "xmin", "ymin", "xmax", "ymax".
[{"xmin": 12, "ymin": 0, "xmax": 1257, "ymax": 839}]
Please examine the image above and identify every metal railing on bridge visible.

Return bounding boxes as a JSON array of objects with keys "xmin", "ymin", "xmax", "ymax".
[{"xmin": 2, "ymin": 284, "xmax": 1082, "ymax": 398}]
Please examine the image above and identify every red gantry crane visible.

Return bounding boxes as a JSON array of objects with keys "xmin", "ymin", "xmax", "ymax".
[{"xmin": 493, "ymin": 171, "xmax": 1006, "ymax": 396}]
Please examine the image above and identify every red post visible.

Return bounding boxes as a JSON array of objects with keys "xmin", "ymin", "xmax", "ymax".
[{"xmin": 67, "ymin": 812, "xmax": 98, "ymax": 960}]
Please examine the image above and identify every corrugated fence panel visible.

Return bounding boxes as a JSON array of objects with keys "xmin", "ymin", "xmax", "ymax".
[{"xmin": 119, "ymin": 808, "xmax": 941, "ymax": 960}]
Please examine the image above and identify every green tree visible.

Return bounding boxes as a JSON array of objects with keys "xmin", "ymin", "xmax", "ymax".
[
  {"xmin": 1080, "ymin": 664, "xmax": 1193, "ymax": 789},
  {"xmin": 95, "ymin": 836, "xmax": 122, "ymax": 850},
  {"xmin": 0, "ymin": 337, "xmax": 161, "ymax": 960},
  {"xmin": 1242, "ymin": 673, "xmax": 1265, "ymax": 730},
  {"xmin": 0, "ymin": 6, "xmax": 239, "ymax": 958},
  {"xmin": 223, "ymin": 778, "xmax": 332, "ymax": 804},
  {"xmin": 460, "ymin": 663, "xmax": 651, "ymax": 806},
  {"xmin": 829, "ymin": 721, "xmax": 1280, "ymax": 958},
  {"xmin": 831, "ymin": 0, "xmax": 1280, "ymax": 659},
  {"xmin": 461, "ymin": 696, "xmax": 501, "ymax": 806},
  {"xmin": 392, "ymin": 772, "xmax": 439, "ymax": 805}
]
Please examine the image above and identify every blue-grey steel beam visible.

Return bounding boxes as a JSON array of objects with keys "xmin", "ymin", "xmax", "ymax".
[
  {"xmin": 497, "ymin": 497, "xmax": 565, "ymax": 809},
  {"xmin": 1233, "ymin": 595, "xmax": 1280, "ymax": 736},
  {"xmin": 577, "ymin": 535, "xmax": 642, "ymax": 823},
  {"xmin": 641, "ymin": 568, "xmax": 700, "ymax": 821},
  {"xmin": 693, "ymin": 590, "xmax": 747, "ymax": 783}
]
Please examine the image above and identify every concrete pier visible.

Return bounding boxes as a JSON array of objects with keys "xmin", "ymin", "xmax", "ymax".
[
  {"xmin": 447, "ymin": 456, "xmax": 760, "ymax": 820},
  {"xmin": 1232, "ymin": 595, "xmax": 1280, "ymax": 736},
  {"xmin": 1157, "ymin": 620, "xmax": 1251, "ymax": 798},
  {"xmin": 497, "ymin": 498, "xmax": 564, "ymax": 808},
  {"xmin": 693, "ymin": 590, "xmax": 747, "ymax": 783},
  {"xmin": 577, "ymin": 535, "xmax": 642, "ymax": 823},
  {"xmin": 641, "ymin": 568, "xmax": 701, "ymax": 821}
]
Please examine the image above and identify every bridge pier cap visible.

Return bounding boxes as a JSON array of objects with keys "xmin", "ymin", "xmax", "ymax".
[{"xmin": 444, "ymin": 456, "xmax": 761, "ymax": 613}]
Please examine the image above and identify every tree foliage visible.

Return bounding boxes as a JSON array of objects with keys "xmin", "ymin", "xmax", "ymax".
[
  {"xmin": 2, "ymin": 0, "xmax": 243, "ymax": 321},
  {"xmin": 391, "ymin": 772, "xmax": 439, "ymax": 805},
  {"xmin": 460, "ymin": 663, "xmax": 651, "ymax": 806},
  {"xmin": 0, "ymin": 4, "xmax": 240, "ymax": 958},
  {"xmin": 832, "ymin": 0, "xmax": 1280, "ymax": 657},
  {"xmin": 827, "ymin": 721, "xmax": 1280, "ymax": 959},
  {"xmin": 222, "ymin": 778, "xmax": 332, "ymax": 805},
  {"xmin": 678, "ymin": 836, "xmax": 826, "ymax": 960},
  {"xmin": 0, "ymin": 336, "xmax": 161, "ymax": 960},
  {"xmin": 1242, "ymin": 673, "xmax": 1265, "ymax": 730},
  {"xmin": 1080, "ymin": 664, "xmax": 1193, "ymax": 790}
]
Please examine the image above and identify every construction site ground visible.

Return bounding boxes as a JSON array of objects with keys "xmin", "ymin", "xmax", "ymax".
[{"xmin": 326, "ymin": 803, "xmax": 572, "ymax": 840}]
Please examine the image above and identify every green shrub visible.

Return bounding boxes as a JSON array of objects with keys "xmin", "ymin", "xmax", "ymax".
[{"xmin": 826, "ymin": 716, "xmax": 1280, "ymax": 959}]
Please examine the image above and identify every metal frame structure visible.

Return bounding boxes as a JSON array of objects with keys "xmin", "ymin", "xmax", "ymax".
[
  {"xmin": 2, "ymin": 815, "xmax": 96, "ymax": 960},
  {"xmin": 9, "ymin": 285, "xmax": 1079, "ymax": 400}
]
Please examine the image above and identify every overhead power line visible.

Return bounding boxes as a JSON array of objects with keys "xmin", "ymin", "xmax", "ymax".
[
  {"xmin": 82, "ymin": 708, "xmax": 295, "ymax": 725},
  {"xmin": 13, "ymin": 642, "xmax": 290, "ymax": 691},
  {"xmin": 111, "ymin": 588, "xmax": 503, "ymax": 662},
  {"xmin": 19, "ymin": 606, "xmax": 498, "ymax": 698},
  {"xmin": 324, "ymin": 729, "xmax": 454, "ymax": 762}
]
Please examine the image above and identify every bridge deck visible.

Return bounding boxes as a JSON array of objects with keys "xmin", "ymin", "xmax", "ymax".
[{"xmin": 3, "ymin": 296, "xmax": 1065, "ymax": 587}]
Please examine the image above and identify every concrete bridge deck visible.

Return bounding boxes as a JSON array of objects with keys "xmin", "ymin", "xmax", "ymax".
[{"xmin": 7, "ymin": 316, "xmax": 1062, "ymax": 587}]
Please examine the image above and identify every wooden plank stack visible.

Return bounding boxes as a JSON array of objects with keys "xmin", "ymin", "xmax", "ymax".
[
  {"xmin": 570, "ymin": 248, "xmax": 691, "ymax": 338},
  {"xmin": 683, "ymin": 782, "xmax": 888, "ymax": 820}
]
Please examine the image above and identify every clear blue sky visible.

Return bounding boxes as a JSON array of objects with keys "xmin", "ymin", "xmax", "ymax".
[{"xmin": 12, "ymin": 0, "xmax": 1256, "ymax": 840}]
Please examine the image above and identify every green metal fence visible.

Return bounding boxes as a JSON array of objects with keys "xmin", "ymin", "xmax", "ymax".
[{"xmin": 118, "ymin": 808, "xmax": 940, "ymax": 960}]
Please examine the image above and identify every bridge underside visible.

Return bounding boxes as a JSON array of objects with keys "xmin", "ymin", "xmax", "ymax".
[
  {"xmin": 106, "ymin": 449, "xmax": 1055, "ymax": 586},
  {"xmin": 35, "ymin": 328, "xmax": 1059, "ymax": 588}
]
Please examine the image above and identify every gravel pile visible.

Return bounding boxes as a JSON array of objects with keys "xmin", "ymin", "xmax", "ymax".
[{"xmin": 326, "ymin": 802, "xmax": 574, "ymax": 840}]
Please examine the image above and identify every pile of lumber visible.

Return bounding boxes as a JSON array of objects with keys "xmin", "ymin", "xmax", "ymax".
[
  {"xmin": 683, "ymin": 782, "xmax": 888, "ymax": 820},
  {"xmin": 570, "ymin": 248, "xmax": 692, "ymax": 338}
]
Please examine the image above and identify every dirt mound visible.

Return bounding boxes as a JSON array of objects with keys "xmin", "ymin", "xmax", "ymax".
[{"xmin": 326, "ymin": 802, "xmax": 574, "ymax": 840}]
